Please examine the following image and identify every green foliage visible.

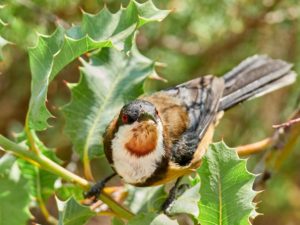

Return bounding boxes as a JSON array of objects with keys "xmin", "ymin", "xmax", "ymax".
[
  {"xmin": 197, "ymin": 142, "xmax": 257, "ymax": 225},
  {"xmin": 168, "ymin": 183, "xmax": 200, "ymax": 217},
  {"xmin": 0, "ymin": 36, "xmax": 8, "ymax": 61},
  {"xmin": 125, "ymin": 185, "xmax": 166, "ymax": 213},
  {"xmin": 0, "ymin": 6, "xmax": 8, "ymax": 61},
  {"xmin": 112, "ymin": 217, "xmax": 126, "ymax": 225},
  {"xmin": 55, "ymin": 184, "xmax": 84, "ymax": 201},
  {"xmin": 1, "ymin": 0, "xmax": 299, "ymax": 224},
  {"xmin": 127, "ymin": 213, "xmax": 178, "ymax": 225},
  {"xmin": 27, "ymin": 0, "xmax": 169, "ymax": 131},
  {"xmin": 63, "ymin": 46, "xmax": 158, "ymax": 159},
  {"xmin": 0, "ymin": 155, "xmax": 32, "ymax": 225},
  {"xmin": 56, "ymin": 197, "xmax": 96, "ymax": 225},
  {"xmin": 14, "ymin": 132, "xmax": 61, "ymax": 202},
  {"xmin": 18, "ymin": 146, "xmax": 60, "ymax": 201}
]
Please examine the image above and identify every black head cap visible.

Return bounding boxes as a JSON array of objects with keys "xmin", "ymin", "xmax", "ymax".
[{"xmin": 119, "ymin": 100, "xmax": 158, "ymax": 125}]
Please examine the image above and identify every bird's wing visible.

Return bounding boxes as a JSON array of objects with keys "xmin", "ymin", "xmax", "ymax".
[
  {"xmin": 144, "ymin": 75, "xmax": 224, "ymax": 166},
  {"xmin": 163, "ymin": 75, "xmax": 224, "ymax": 139}
]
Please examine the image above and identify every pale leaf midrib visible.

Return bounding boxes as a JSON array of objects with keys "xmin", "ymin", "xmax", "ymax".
[
  {"xmin": 218, "ymin": 174, "xmax": 222, "ymax": 225},
  {"xmin": 82, "ymin": 61, "xmax": 130, "ymax": 160}
]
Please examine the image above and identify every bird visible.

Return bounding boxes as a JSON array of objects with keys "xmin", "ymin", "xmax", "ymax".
[{"xmin": 84, "ymin": 55, "xmax": 297, "ymax": 211}]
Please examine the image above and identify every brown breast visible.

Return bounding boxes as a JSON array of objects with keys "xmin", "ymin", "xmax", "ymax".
[{"xmin": 125, "ymin": 121, "xmax": 158, "ymax": 156}]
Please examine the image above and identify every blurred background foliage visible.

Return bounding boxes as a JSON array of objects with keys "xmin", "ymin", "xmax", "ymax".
[{"xmin": 0, "ymin": 0, "xmax": 300, "ymax": 224}]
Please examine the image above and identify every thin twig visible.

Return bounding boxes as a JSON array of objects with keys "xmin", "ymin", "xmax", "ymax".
[
  {"xmin": 253, "ymin": 108, "xmax": 300, "ymax": 188},
  {"xmin": 272, "ymin": 117, "xmax": 300, "ymax": 129}
]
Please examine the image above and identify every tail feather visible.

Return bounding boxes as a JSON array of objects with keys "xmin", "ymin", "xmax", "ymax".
[{"xmin": 219, "ymin": 55, "xmax": 297, "ymax": 111}]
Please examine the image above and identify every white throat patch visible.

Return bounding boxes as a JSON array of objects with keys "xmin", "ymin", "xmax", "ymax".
[{"xmin": 111, "ymin": 120, "xmax": 164, "ymax": 184}]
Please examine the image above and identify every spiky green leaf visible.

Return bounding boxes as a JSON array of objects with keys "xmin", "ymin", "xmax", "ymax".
[
  {"xmin": 55, "ymin": 184, "xmax": 83, "ymax": 201},
  {"xmin": 56, "ymin": 197, "xmax": 95, "ymax": 225},
  {"xmin": 127, "ymin": 213, "xmax": 179, "ymax": 225},
  {"xmin": 125, "ymin": 185, "xmax": 166, "ymax": 213},
  {"xmin": 134, "ymin": 0, "xmax": 170, "ymax": 27},
  {"xmin": 0, "ymin": 154, "xmax": 32, "ymax": 225},
  {"xmin": 27, "ymin": 0, "xmax": 169, "ymax": 131},
  {"xmin": 15, "ymin": 132, "xmax": 61, "ymax": 202},
  {"xmin": 168, "ymin": 183, "xmax": 200, "ymax": 217},
  {"xmin": 63, "ymin": 45, "xmax": 157, "ymax": 159},
  {"xmin": 197, "ymin": 141, "xmax": 257, "ymax": 225}
]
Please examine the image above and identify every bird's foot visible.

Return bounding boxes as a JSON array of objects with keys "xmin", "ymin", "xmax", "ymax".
[
  {"xmin": 83, "ymin": 181, "xmax": 105, "ymax": 203},
  {"xmin": 161, "ymin": 183, "xmax": 190, "ymax": 215}
]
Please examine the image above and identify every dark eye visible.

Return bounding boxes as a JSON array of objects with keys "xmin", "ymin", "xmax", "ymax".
[
  {"xmin": 155, "ymin": 109, "xmax": 159, "ymax": 115},
  {"xmin": 122, "ymin": 114, "xmax": 128, "ymax": 123}
]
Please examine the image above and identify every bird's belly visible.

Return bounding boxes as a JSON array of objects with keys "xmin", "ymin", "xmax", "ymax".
[
  {"xmin": 112, "ymin": 148, "xmax": 165, "ymax": 184},
  {"xmin": 111, "ymin": 120, "xmax": 165, "ymax": 185}
]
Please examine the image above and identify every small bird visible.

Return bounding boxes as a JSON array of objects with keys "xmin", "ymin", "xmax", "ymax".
[{"xmin": 85, "ymin": 55, "xmax": 297, "ymax": 210}]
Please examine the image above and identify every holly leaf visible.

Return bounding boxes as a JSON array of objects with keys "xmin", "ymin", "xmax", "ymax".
[
  {"xmin": 56, "ymin": 197, "xmax": 95, "ymax": 225},
  {"xmin": 168, "ymin": 183, "xmax": 200, "ymax": 217},
  {"xmin": 63, "ymin": 45, "xmax": 158, "ymax": 159},
  {"xmin": 26, "ymin": 0, "xmax": 169, "ymax": 131},
  {"xmin": 112, "ymin": 217, "xmax": 125, "ymax": 225},
  {"xmin": 125, "ymin": 185, "xmax": 166, "ymax": 213},
  {"xmin": 18, "ymin": 154, "xmax": 59, "ymax": 202},
  {"xmin": 197, "ymin": 141, "xmax": 258, "ymax": 225},
  {"xmin": 0, "ymin": 154, "xmax": 32, "ymax": 225},
  {"xmin": 55, "ymin": 184, "xmax": 83, "ymax": 201},
  {"xmin": 127, "ymin": 213, "xmax": 179, "ymax": 225},
  {"xmin": 135, "ymin": 0, "xmax": 170, "ymax": 27},
  {"xmin": 15, "ymin": 132, "xmax": 61, "ymax": 202}
]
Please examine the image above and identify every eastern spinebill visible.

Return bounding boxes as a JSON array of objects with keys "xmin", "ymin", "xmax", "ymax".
[{"xmin": 84, "ymin": 55, "xmax": 297, "ymax": 210}]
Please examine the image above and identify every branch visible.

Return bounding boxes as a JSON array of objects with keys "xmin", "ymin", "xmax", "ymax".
[
  {"xmin": 236, "ymin": 138, "xmax": 273, "ymax": 157},
  {"xmin": 235, "ymin": 107, "xmax": 300, "ymax": 188},
  {"xmin": 272, "ymin": 117, "xmax": 300, "ymax": 129},
  {"xmin": 0, "ymin": 135, "xmax": 134, "ymax": 220}
]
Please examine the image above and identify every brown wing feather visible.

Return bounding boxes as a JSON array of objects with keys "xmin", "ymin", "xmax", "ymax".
[
  {"xmin": 162, "ymin": 75, "xmax": 224, "ymax": 139},
  {"xmin": 142, "ymin": 93, "xmax": 189, "ymax": 141}
]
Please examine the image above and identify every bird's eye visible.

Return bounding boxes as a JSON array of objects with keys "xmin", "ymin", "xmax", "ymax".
[
  {"xmin": 155, "ymin": 109, "xmax": 159, "ymax": 115},
  {"xmin": 122, "ymin": 114, "xmax": 128, "ymax": 124}
]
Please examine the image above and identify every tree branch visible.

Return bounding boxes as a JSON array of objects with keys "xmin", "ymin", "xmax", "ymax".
[
  {"xmin": 236, "ymin": 138, "xmax": 273, "ymax": 157},
  {"xmin": 238, "ymin": 107, "xmax": 300, "ymax": 188}
]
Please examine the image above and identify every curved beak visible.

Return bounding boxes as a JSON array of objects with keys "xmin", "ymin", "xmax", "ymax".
[{"xmin": 138, "ymin": 112, "xmax": 156, "ymax": 123}]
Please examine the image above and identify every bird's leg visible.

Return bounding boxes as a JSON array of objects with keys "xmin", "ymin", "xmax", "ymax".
[
  {"xmin": 84, "ymin": 173, "xmax": 117, "ymax": 202},
  {"xmin": 161, "ymin": 177, "xmax": 183, "ymax": 214}
]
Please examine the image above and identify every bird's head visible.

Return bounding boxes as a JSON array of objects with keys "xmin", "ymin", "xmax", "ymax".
[
  {"xmin": 119, "ymin": 100, "xmax": 159, "ymax": 125},
  {"xmin": 113, "ymin": 100, "xmax": 163, "ymax": 157}
]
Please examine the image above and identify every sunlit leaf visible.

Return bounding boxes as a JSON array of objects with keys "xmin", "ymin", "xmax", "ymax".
[
  {"xmin": 125, "ymin": 185, "xmax": 166, "ymax": 213},
  {"xmin": 56, "ymin": 197, "xmax": 95, "ymax": 225},
  {"xmin": 26, "ymin": 0, "xmax": 169, "ymax": 131},
  {"xmin": 134, "ymin": 0, "xmax": 170, "ymax": 27},
  {"xmin": 0, "ymin": 154, "xmax": 32, "ymax": 225},
  {"xmin": 0, "ymin": 36, "xmax": 8, "ymax": 60},
  {"xmin": 63, "ymin": 45, "xmax": 157, "ymax": 159},
  {"xmin": 127, "ymin": 213, "xmax": 179, "ymax": 225},
  {"xmin": 15, "ymin": 132, "xmax": 61, "ymax": 202},
  {"xmin": 55, "ymin": 184, "xmax": 83, "ymax": 201},
  {"xmin": 168, "ymin": 183, "xmax": 200, "ymax": 217},
  {"xmin": 112, "ymin": 217, "xmax": 125, "ymax": 225},
  {"xmin": 197, "ymin": 141, "xmax": 257, "ymax": 225}
]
